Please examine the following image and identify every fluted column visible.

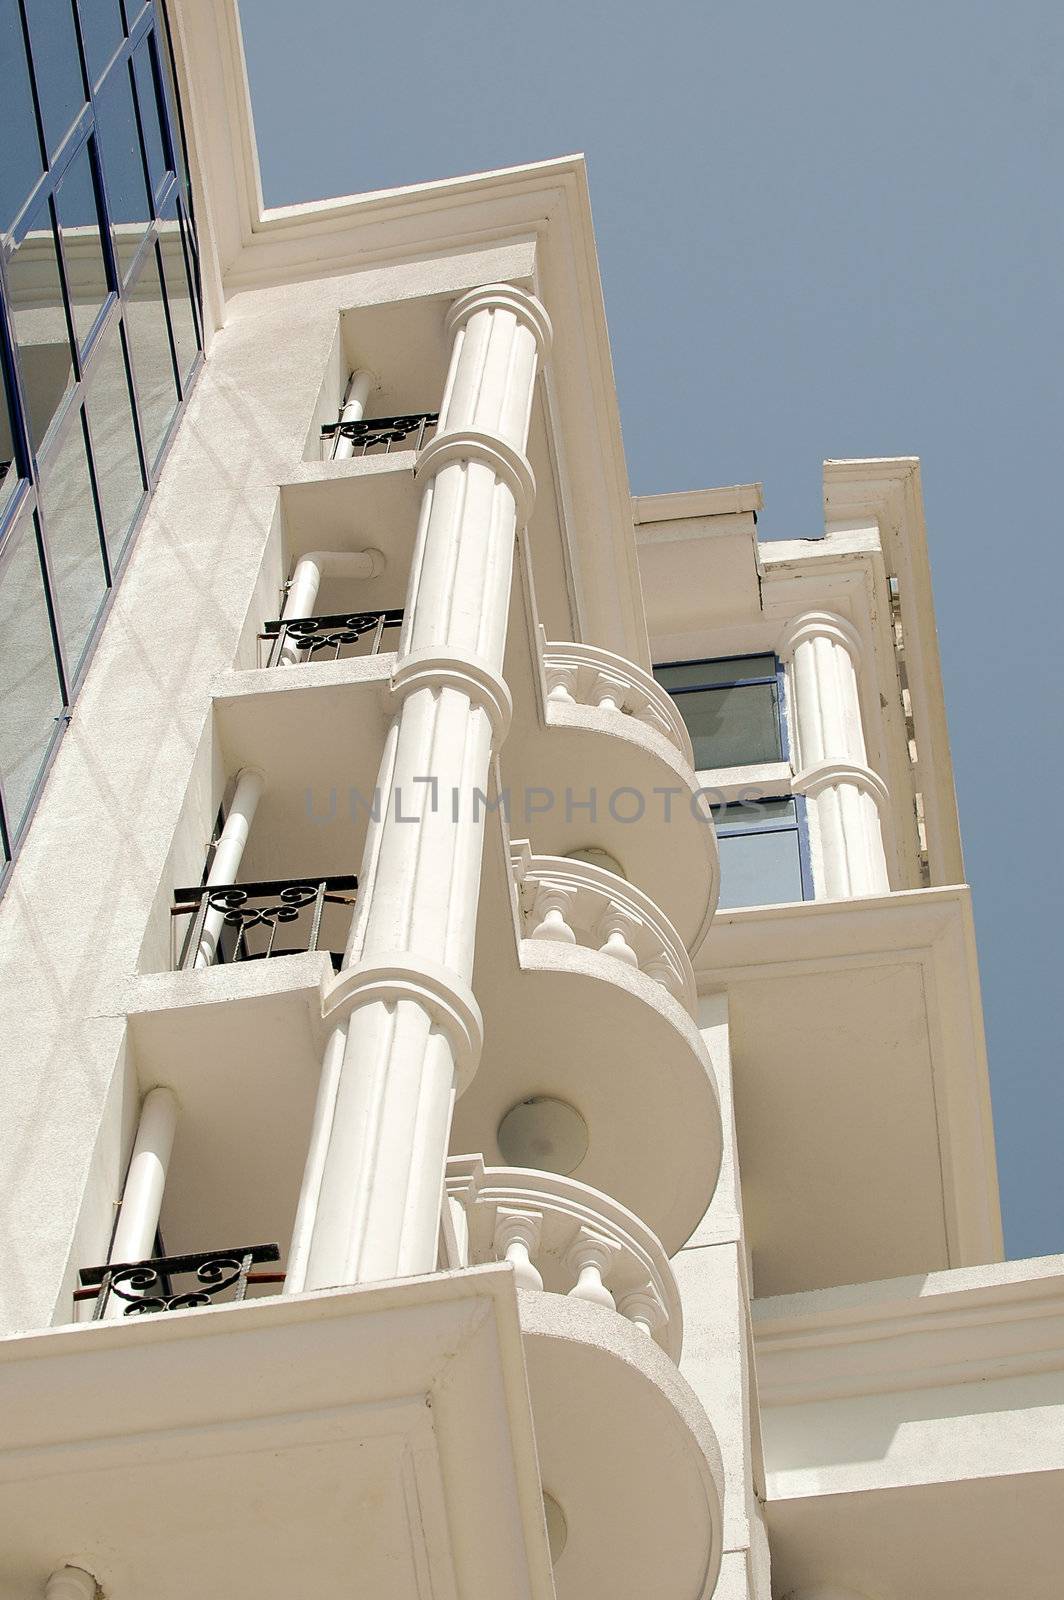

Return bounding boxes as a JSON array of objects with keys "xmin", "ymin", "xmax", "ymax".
[
  {"xmin": 780, "ymin": 612, "xmax": 891, "ymax": 898},
  {"xmin": 289, "ymin": 284, "xmax": 552, "ymax": 1292}
]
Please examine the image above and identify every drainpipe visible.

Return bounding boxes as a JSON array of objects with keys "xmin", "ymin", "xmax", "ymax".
[
  {"xmin": 103, "ymin": 1085, "xmax": 179, "ymax": 1317},
  {"xmin": 194, "ymin": 765, "xmax": 267, "ymax": 967},
  {"xmin": 331, "ymin": 367, "xmax": 376, "ymax": 460},
  {"xmin": 277, "ymin": 548, "xmax": 386, "ymax": 666}
]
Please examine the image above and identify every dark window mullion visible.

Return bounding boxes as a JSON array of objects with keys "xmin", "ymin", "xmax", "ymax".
[
  {"xmin": 78, "ymin": 401, "xmax": 115, "ymax": 588},
  {"xmin": 0, "ymin": 252, "xmax": 33, "ymax": 514},
  {"xmin": 113, "ymin": 310, "xmax": 152, "ymax": 496},
  {"xmin": 14, "ymin": 0, "xmax": 51, "ymax": 175},
  {"xmin": 0, "ymin": 777, "xmax": 12, "ymax": 861},
  {"xmin": 29, "ymin": 507, "xmax": 73, "ymax": 707}
]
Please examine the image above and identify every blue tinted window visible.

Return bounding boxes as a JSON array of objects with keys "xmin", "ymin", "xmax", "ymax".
[
  {"xmin": 0, "ymin": 1, "xmax": 201, "ymax": 873},
  {"xmin": 0, "ymin": 508, "xmax": 64, "ymax": 833},
  {"xmin": 53, "ymin": 139, "xmax": 110, "ymax": 352},
  {"xmin": 6, "ymin": 199, "xmax": 76, "ymax": 453},
  {"xmin": 23, "ymin": 0, "xmax": 87, "ymax": 159},
  {"xmin": 656, "ymin": 655, "xmax": 785, "ymax": 770},
  {"xmin": 132, "ymin": 36, "xmax": 167, "ymax": 196},
  {"xmin": 78, "ymin": 0, "xmax": 125, "ymax": 86},
  {"xmin": 124, "ymin": 245, "xmax": 178, "ymax": 464},
  {"xmin": 0, "ymin": 4, "xmax": 44, "ymax": 228},
  {"xmin": 94, "ymin": 56, "xmax": 151, "ymax": 275},
  {"xmin": 715, "ymin": 798, "xmax": 809, "ymax": 909},
  {"xmin": 37, "ymin": 406, "xmax": 109, "ymax": 671},
  {"xmin": 84, "ymin": 315, "xmax": 144, "ymax": 562}
]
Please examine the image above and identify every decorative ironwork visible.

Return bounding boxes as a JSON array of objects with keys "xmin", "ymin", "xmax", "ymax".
[
  {"xmin": 79, "ymin": 1244, "xmax": 282, "ymax": 1318},
  {"xmin": 320, "ymin": 411, "xmax": 438, "ymax": 455},
  {"xmin": 260, "ymin": 607, "xmax": 404, "ymax": 666},
  {"xmin": 171, "ymin": 874, "xmax": 358, "ymax": 969}
]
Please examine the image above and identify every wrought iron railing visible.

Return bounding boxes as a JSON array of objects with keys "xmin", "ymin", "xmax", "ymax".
[
  {"xmin": 259, "ymin": 607, "xmax": 404, "ymax": 666},
  {"xmin": 171, "ymin": 874, "xmax": 359, "ymax": 969},
  {"xmin": 78, "ymin": 1244, "xmax": 283, "ymax": 1317},
  {"xmin": 320, "ymin": 410, "xmax": 438, "ymax": 456}
]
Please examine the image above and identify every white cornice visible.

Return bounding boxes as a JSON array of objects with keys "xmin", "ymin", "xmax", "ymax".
[
  {"xmin": 753, "ymin": 1256, "xmax": 1064, "ymax": 1406},
  {"xmin": 634, "ymin": 484, "xmax": 764, "ymax": 524}
]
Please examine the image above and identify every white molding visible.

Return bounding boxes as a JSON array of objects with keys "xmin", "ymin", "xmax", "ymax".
[{"xmin": 753, "ymin": 1256, "xmax": 1064, "ymax": 1406}]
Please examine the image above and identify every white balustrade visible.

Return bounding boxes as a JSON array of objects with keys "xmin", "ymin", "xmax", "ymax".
[
  {"xmin": 513, "ymin": 844, "xmax": 696, "ymax": 1013},
  {"xmin": 540, "ymin": 632, "xmax": 694, "ymax": 766},
  {"xmin": 445, "ymin": 1156, "xmax": 682, "ymax": 1360}
]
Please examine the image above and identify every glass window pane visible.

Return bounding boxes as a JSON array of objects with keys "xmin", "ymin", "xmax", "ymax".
[
  {"xmin": 0, "ymin": 375, "xmax": 20, "ymax": 521},
  {"xmin": 132, "ymin": 35, "xmax": 167, "ymax": 196},
  {"xmin": 157, "ymin": 198, "xmax": 198, "ymax": 386},
  {"xmin": 53, "ymin": 138, "xmax": 110, "ymax": 351},
  {"xmin": 123, "ymin": 247, "xmax": 178, "ymax": 465},
  {"xmin": 0, "ymin": 508, "xmax": 64, "ymax": 834},
  {"xmin": 23, "ymin": 0, "xmax": 87, "ymax": 159},
  {"xmin": 717, "ymin": 827, "xmax": 804, "ymax": 910},
  {"xmin": 655, "ymin": 655, "xmax": 776, "ymax": 692},
  {"xmin": 7, "ymin": 199, "xmax": 76, "ymax": 454},
  {"xmin": 0, "ymin": 3, "xmax": 45, "ymax": 229},
  {"xmin": 78, "ymin": 0, "xmax": 125, "ymax": 86},
  {"xmin": 94, "ymin": 55, "xmax": 151, "ymax": 276},
  {"xmin": 678, "ymin": 682, "xmax": 782, "ymax": 770},
  {"xmin": 716, "ymin": 797, "xmax": 796, "ymax": 833},
  {"xmin": 84, "ymin": 315, "xmax": 144, "ymax": 561},
  {"xmin": 37, "ymin": 406, "xmax": 109, "ymax": 671},
  {"xmin": 156, "ymin": 9, "xmax": 192, "ymax": 204}
]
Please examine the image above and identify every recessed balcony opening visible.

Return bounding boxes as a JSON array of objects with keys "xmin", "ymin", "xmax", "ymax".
[{"xmin": 303, "ymin": 299, "xmax": 452, "ymax": 465}]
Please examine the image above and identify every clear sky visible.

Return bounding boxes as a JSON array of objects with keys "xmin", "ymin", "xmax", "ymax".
[{"xmin": 238, "ymin": 0, "xmax": 1063, "ymax": 1260}]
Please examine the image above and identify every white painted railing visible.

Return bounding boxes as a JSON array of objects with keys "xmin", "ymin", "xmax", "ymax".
[
  {"xmin": 540, "ymin": 632, "xmax": 694, "ymax": 766},
  {"xmin": 442, "ymin": 1157, "xmax": 683, "ymax": 1360},
  {"xmin": 512, "ymin": 844, "xmax": 697, "ymax": 1014}
]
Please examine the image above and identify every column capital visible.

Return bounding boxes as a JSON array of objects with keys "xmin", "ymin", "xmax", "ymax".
[
  {"xmin": 322, "ymin": 952, "xmax": 484, "ymax": 1095},
  {"xmin": 415, "ymin": 428, "xmax": 536, "ymax": 524},
  {"xmin": 391, "ymin": 646, "xmax": 513, "ymax": 748},
  {"xmin": 778, "ymin": 609, "xmax": 863, "ymax": 664},
  {"xmin": 791, "ymin": 757, "xmax": 891, "ymax": 811},
  {"xmin": 446, "ymin": 282, "xmax": 553, "ymax": 361}
]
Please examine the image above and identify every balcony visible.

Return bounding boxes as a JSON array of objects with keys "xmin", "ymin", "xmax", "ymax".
[
  {"xmin": 440, "ymin": 1159, "xmax": 720, "ymax": 1600},
  {"xmin": 171, "ymin": 873, "xmax": 358, "ymax": 969},
  {"xmin": 501, "ymin": 635, "xmax": 720, "ymax": 954},
  {"xmin": 319, "ymin": 408, "xmax": 439, "ymax": 459},
  {"xmin": 258, "ymin": 606, "xmax": 404, "ymax": 667},
  {"xmin": 444, "ymin": 1156, "xmax": 682, "ymax": 1359},
  {"xmin": 454, "ymin": 834, "xmax": 722, "ymax": 1256}
]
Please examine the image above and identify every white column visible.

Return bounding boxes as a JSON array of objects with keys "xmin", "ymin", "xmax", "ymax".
[
  {"xmin": 277, "ymin": 548, "xmax": 386, "ymax": 666},
  {"xmin": 781, "ymin": 611, "xmax": 891, "ymax": 898},
  {"xmin": 331, "ymin": 367, "xmax": 376, "ymax": 459},
  {"xmin": 105, "ymin": 1085, "xmax": 178, "ymax": 1317},
  {"xmin": 194, "ymin": 765, "xmax": 266, "ymax": 968},
  {"xmin": 290, "ymin": 285, "xmax": 551, "ymax": 1292}
]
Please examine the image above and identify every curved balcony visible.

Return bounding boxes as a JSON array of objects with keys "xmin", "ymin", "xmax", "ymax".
[
  {"xmin": 444, "ymin": 1157, "xmax": 683, "ymax": 1360},
  {"xmin": 512, "ymin": 845, "xmax": 696, "ymax": 1013},
  {"xmin": 502, "ymin": 636, "xmax": 719, "ymax": 954},
  {"xmin": 459, "ymin": 847, "xmax": 722, "ymax": 1256},
  {"xmin": 442, "ymin": 1160, "xmax": 723, "ymax": 1600}
]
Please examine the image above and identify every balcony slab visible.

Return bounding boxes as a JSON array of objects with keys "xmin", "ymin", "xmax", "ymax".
[{"xmin": 0, "ymin": 1267, "xmax": 555, "ymax": 1600}]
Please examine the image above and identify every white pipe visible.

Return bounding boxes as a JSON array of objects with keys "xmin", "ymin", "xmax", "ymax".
[
  {"xmin": 105, "ymin": 1085, "xmax": 179, "ymax": 1318},
  {"xmin": 332, "ymin": 367, "xmax": 376, "ymax": 460},
  {"xmin": 45, "ymin": 1570, "xmax": 98, "ymax": 1600},
  {"xmin": 277, "ymin": 548, "xmax": 386, "ymax": 666},
  {"xmin": 194, "ymin": 765, "xmax": 266, "ymax": 967}
]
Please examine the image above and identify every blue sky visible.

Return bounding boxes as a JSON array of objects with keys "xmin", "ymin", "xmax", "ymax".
[{"xmin": 238, "ymin": 0, "xmax": 1063, "ymax": 1259}]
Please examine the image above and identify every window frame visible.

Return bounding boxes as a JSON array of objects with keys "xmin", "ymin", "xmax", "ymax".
[
  {"xmin": 714, "ymin": 791, "xmax": 815, "ymax": 907},
  {"xmin": 0, "ymin": 0, "xmax": 202, "ymax": 889},
  {"xmin": 656, "ymin": 651, "xmax": 790, "ymax": 770}
]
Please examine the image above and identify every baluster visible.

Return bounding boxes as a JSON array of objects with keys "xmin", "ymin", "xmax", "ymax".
[
  {"xmin": 544, "ymin": 665, "xmax": 578, "ymax": 705},
  {"xmin": 617, "ymin": 1282, "xmax": 666, "ymax": 1339},
  {"xmin": 590, "ymin": 672, "xmax": 626, "ymax": 713},
  {"xmin": 643, "ymin": 952, "xmax": 683, "ymax": 996},
  {"xmin": 565, "ymin": 1228, "xmax": 618, "ymax": 1309},
  {"xmin": 595, "ymin": 903, "xmax": 640, "ymax": 967},
  {"xmin": 529, "ymin": 883, "xmax": 577, "ymax": 944},
  {"xmin": 494, "ymin": 1208, "xmax": 544, "ymax": 1291}
]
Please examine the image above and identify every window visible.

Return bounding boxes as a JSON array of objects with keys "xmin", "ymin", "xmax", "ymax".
[
  {"xmin": 653, "ymin": 654, "xmax": 786, "ymax": 771},
  {"xmin": 0, "ymin": 0, "xmax": 201, "ymax": 885},
  {"xmin": 715, "ymin": 797, "xmax": 812, "ymax": 910}
]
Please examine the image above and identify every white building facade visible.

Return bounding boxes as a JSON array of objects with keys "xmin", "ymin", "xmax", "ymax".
[{"xmin": 0, "ymin": 5, "xmax": 1060, "ymax": 1598}]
